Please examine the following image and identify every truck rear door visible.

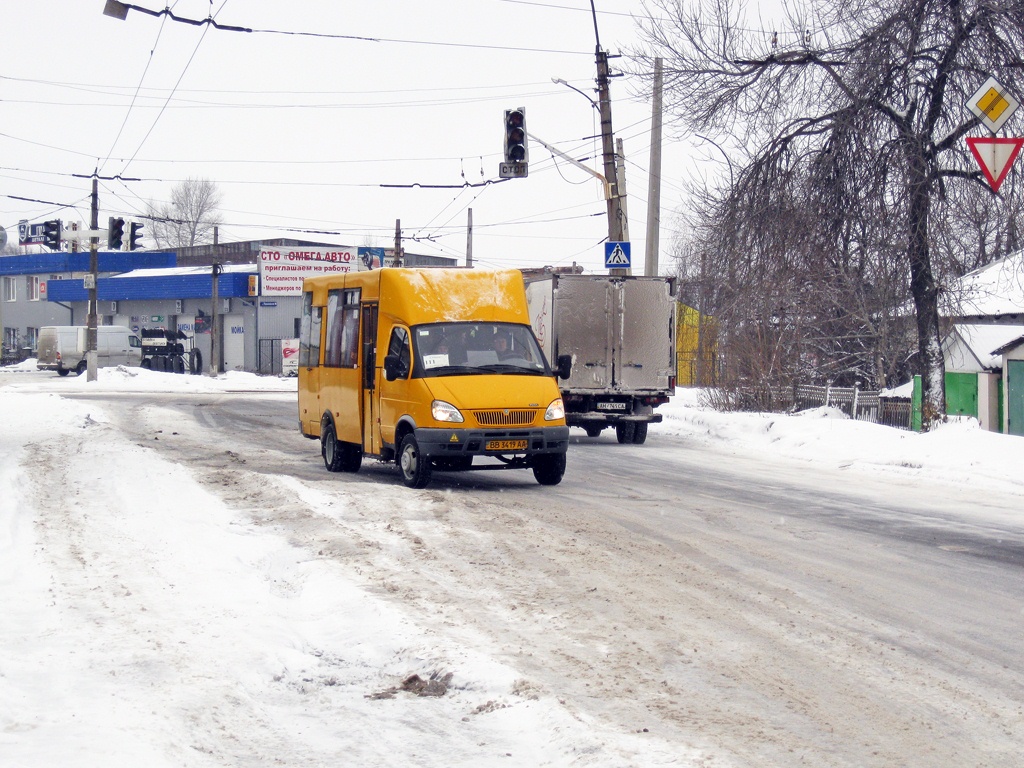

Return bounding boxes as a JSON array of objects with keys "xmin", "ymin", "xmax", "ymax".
[
  {"xmin": 557, "ymin": 276, "xmax": 612, "ymax": 390},
  {"xmin": 617, "ymin": 278, "xmax": 676, "ymax": 391}
]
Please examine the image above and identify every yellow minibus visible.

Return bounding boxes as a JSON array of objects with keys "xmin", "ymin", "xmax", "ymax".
[{"xmin": 298, "ymin": 268, "xmax": 570, "ymax": 488}]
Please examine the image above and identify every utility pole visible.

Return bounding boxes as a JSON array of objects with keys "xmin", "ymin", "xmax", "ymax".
[
  {"xmin": 466, "ymin": 208, "xmax": 473, "ymax": 268},
  {"xmin": 86, "ymin": 173, "xmax": 99, "ymax": 382},
  {"xmin": 645, "ymin": 58, "xmax": 664, "ymax": 277},
  {"xmin": 615, "ymin": 137, "xmax": 631, "ymax": 275},
  {"xmin": 394, "ymin": 219, "xmax": 403, "ymax": 267},
  {"xmin": 591, "ymin": 0, "xmax": 628, "ymax": 275},
  {"xmin": 209, "ymin": 262, "xmax": 221, "ymax": 376}
]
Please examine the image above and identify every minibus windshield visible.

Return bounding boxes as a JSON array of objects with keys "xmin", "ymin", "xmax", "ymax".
[{"xmin": 412, "ymin": 322, "xmax": 549, "ymax": 377}]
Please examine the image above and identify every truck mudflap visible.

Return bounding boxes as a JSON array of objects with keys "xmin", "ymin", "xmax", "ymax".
[{"xmin": 414, "ymin": 426, "xmax": 570, "ymax": 459}]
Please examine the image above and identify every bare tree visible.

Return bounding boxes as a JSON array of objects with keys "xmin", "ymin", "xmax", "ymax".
[
  {"xmin": 147, "ymin": 177, "xmax": 223, "ymax": 249},
  {"xmin": 633, "ymin": 0, "xmax": 1024, "ymax": 429}
]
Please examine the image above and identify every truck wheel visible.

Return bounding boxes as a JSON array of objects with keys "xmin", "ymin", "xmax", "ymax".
[
  {"xmin": 615, "ymin": 422, "xmax": 636, "ymax": 444},
  {"xmin": 75, "ymin": 360, "xmax": 87, "ymax": 376},
  {"xmin": 171, "ymin": 356, "xmax": 185, "ymax": 374},
  {"xmin": 141, "ymin": 359, "xmax": 152, "ymax": 370},
  {"xmin": 532, "ymin": 453, "xmax": 566, "ymax": 486},
  {"xmin": 398, "ymin": 434, "xmax": 432, "ymax": 489},
  {"xmin": 631, "ymin": 422, "xmax": 649, "ymax": 445},
  {"xmin": 189, "ymin": 349, "xmax": 203, "ymax": 375},
  {"xmin": 583, "ymin": 423, "xmax": 603, "ymax": 437},
  {"xmin": 57, "ymin": 368, "xmax": 70, "ymax": 377}
]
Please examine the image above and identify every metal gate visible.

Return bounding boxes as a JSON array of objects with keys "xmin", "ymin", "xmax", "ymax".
[
  {"xmin": 1008, "ymin": 360, "xmax": 1024, "ymax": 436},
  {"xmin": 258, "ymin": 338, "xmax": 285, "ymax": 375}
]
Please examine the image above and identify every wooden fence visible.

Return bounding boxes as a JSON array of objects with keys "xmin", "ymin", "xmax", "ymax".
[{"xmin": 793, "ymin": 384, "xmax": 913, "ymax": 430}]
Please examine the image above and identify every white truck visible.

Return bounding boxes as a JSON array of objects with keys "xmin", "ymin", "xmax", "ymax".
[
  {"xmin": 36, "ymin": 325, "xmax": 143, "ymax": 376},
  {"xmin": 525, "ymin": 274, "xmax": 677, "ymax": 444}
]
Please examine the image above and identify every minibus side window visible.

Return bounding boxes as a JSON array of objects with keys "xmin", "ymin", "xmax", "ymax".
[
  {"xmin": 325, "ymin": 289, "xmax": 361, "ymax": 368},
  {"xmin": 339, "ymin": 290, "xmax": 360, "ymax": 366},
  {"xmin": 386, "ymin": 327, "xmax": 411, "ymax": 378},
  {"xmin": 299, "ymin": 292, "xmax": 321, "ymax": 367}
]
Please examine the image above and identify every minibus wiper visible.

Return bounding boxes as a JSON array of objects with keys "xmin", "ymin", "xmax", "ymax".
[
  {"xmin": 480, "ymin": 364, "xmax": 546, "ymax": 375},
  {"xmin": 428, "ymin": 365, "xmax": 480, "ymax": 376}
]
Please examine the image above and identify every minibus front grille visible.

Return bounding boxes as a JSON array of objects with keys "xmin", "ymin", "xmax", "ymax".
[{"xmin": 473, "ymin": 409, "xmax": 537, "ymax": 427}]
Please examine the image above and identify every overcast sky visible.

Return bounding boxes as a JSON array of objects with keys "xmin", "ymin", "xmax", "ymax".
[{"xmin": 1, "ymin": 0, "xmax": 747, "ymax": 274}]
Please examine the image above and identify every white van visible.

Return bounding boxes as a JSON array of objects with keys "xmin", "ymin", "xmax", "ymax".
[{"xmin": 36, "ymin": 326, "xmax": 143, "ymax": 376}]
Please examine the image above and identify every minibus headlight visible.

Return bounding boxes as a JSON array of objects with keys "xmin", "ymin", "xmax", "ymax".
[
  {"xmin": 544, "ymin": 398, "xmax": 565, "ymax": 421},
  {"xmin": 431, "ymin": 400, "xmax": 464, "ymax": 423}
]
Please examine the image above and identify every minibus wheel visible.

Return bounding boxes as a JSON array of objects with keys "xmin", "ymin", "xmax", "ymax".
[
  {"xmin": 532, "ymin": 453, "xmax": 566, "ymax": 486},
  {"xmin": 615, "ymin": 422, "xmax": 636, "ymax": 444},
  {"xmin": 399, "ymin": 434, "xmax": 432, "ymax": 489},
  {"xmin": 631, "ymin": 422, "xmax": 648, "ymax": 444},
  {"xmin": 322, "ymin": 424, "xmax": 345, "ymax": 472},
  {"xmin": 322, "ymin": 423, "xmax": 362, "ymax": 473}
]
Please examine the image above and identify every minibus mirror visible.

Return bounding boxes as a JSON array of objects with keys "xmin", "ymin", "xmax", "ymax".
[
  {"xmin": 556, "ymin": 354, "xmax": 572, "ymax": 380},
  {"xmin": 383, "ymin": 354, "xmax": 404, "ymax": 381}
]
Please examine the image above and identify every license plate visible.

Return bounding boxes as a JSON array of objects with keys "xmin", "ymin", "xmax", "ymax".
[
  {"xmin": 486, "ymin": 439, "xmax": 528, "ymax": 451},
  {"xmin": 596, "ymin": 402, "xmax": 627, "ymax": 410}
]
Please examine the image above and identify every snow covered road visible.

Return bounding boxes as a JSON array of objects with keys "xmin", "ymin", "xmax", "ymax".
[{"xmin": 3, "ymin": 368, "xmax": 1023, "ymax": 767}]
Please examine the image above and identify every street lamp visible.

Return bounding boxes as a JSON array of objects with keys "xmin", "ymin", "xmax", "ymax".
[{"xmin": 551, "ymin": 78, "xmax": 600, "ymax": 111}]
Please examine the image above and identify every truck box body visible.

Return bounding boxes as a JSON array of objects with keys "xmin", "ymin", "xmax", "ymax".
[
  {"xmin": 526, "ymin": 274, "xmax": 676, "ymax": 440},
  {"xmin": 298, "ymin": 268, "xmax": 569, "ymax": 488},
  {"xmin": 36, "ymin": 325, "xmax": 143, "ymax": 375}
]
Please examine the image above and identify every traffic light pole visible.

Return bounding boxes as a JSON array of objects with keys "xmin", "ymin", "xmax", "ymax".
[{"xmin": 87, "ymin": 173, "xmax": 99, "ymax": 382}]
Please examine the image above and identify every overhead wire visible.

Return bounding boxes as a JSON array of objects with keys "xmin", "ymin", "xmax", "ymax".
[
  {"xmin": 4, "ymin": 2, "xmax": 692, "ymax": 260},
  {"xmin": 99, "ymin": 8, "xmax": 170, "ymax": 174}
]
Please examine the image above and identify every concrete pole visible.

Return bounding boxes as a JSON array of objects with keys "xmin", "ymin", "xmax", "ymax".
[
  {"xmin": 644, "ymin": 58, "xmax": 664, "ymax": 277},
  {"xmin": 209, "ymin": 262, "xmax": 221, "ymax": 376},
  {"xmin": 596, "ymin": 48, "xmax": 626, "ymax": 248},
  {"xmin": 616, "ymin": 137, "xmax": 632, "ymax": 276},
  {"xmin": 87, "ymin": 173, "xmax": 99, "ymax": 382},
  {"xmin": 394, "ymin": 219, "xmax": 402, "ymax": 267}
]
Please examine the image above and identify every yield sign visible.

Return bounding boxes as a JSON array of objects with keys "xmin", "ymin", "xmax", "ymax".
[{"xmin": 966, "ymin": 137, "xmax": 1024, "ymax": 192}]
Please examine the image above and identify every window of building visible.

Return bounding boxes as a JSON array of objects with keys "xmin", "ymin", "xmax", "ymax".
[
  {"xmin": 26, "ymin": 327, "xmax": 39, "ymax": 352},
  {"xmin": 3, "ymin": 327, "xmax": 17, "ymax": 352},
  {"xmin": 2, "ymin": 276, "xmax": 15, "ymax": 302},
  {"xmin": 27, "ymin": 276, "xmax": 41, "ymax": 301}
]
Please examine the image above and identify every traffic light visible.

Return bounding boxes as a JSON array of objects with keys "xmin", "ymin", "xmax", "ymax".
[
  {"xmin": 43, "ymin": 219, "xmax": 61, "ymax": 251},
  {"xmin": 504, "ymin": 107, "xmax": 528, "ymax": 164},
  {"xmin": 108, "ymin": 217, "xmax": 125, "ymax": 250},
  {"xmin": 128, "ymin": 221, "xmax": 144, "ymax": 251}
]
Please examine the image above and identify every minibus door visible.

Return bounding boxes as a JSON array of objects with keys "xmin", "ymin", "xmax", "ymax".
[{"xmin": 361, "ymin": 303, "xmax": 379, "ymax": 454}]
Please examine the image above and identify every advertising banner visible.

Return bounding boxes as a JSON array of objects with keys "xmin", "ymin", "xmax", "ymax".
[{"xmin": 258, "ymin": 246, "xmax": 362, "ymax": 296}]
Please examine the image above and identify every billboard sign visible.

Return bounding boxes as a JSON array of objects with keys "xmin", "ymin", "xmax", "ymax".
[{"xmin": 258, "ymin": 246, "xmax": 362, "ymax": 296}]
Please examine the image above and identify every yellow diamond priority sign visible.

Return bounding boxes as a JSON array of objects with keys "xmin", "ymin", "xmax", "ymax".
[{"xmin": 968, "ymin": 77, "xmax": 1019, "ymax": 133}]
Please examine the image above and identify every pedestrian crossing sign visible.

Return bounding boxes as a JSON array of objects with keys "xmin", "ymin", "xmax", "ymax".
[{"xmin": 605, "ymin": 241, "xmax": 631, "ymax": 268}]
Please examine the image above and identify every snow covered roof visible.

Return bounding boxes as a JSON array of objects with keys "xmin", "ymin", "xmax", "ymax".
[
  {"xmin": 949, "ymin": 250, "xmax": 1024, "ymax": 318},
  {"xmin": 108, "ymin": 263, "xmax": 256, "ymax": 279},
  {"xmin": 942, "ymin": 324, "xmax": 1024, "ymax": 371}
]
